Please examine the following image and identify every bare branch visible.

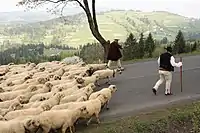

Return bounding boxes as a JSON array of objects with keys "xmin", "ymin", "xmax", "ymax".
[
  {"xmin": 92, "ymin": 0, "xmax": 98, "ymax": 31},
  {"xmin": 74, "ymin": 0, "xmax": 86, "ymax": 12}
]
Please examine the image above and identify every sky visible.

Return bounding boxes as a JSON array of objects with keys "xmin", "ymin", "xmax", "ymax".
[{"xmin": 1, "ymin": 0, "xmax": 200, "ymax": 18}]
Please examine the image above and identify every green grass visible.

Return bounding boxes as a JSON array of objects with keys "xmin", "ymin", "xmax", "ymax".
[
  {"xmin": 1, "ymin": 10, "xmax": 200, "ymax": 47},
  {"xmin": 76, "ymin": 100, "xmax": 200, "ymax": 133}
]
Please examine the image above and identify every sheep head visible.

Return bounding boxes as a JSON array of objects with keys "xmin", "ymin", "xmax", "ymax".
[
  {"xmin": 37, "ymin": 77, "xmax": 46, "ymax": 84},
  {"xmin": 0, "ymin": 115, "xmax": 7, "ymax": 121},
  {"xmin": 39, "ymin": 97, "xmax": 46, "ymax": 101},
  {"xmin": 109, "ymin": 85, "xmax": 117, "ymax": 93},
  {"xmin": 28, "ymin": 85, "xmax": 38, "ymax": 92},
  {"xmin": 45, "ymin": 82, "xmax": 53, "ymax": 90},
  {"xmin": 40, "ymin": 104, "xmax": 51, "ymax": 111},
  {"xmin": 0, "ymin": 87, "xmax": 4, "ymax": 93},
  {"xmin": 75, "ymin": 77, "xmax": 85, "ymax": 84},
  {"xmin": 38, "ymin": 67, "xmax": 45, "ymax": 72},
  {"xmin": 53, "ymin": 75, "xmax": 61, "ymax": 80},
  {"xmin": 9, "ymin": 101, "xmax": 23, "ymax": 111},
  {"xmin": 24, "ymin": 118, "xmax": 40, "ymax": 132},
  {"xmin": 78, "ymin": 106, "xmax": 88, "ymax": 115},
  {"xmin": 17, "ymin": 95, "xmax": 29, "ymax": 104},
  {"xmin": 76, "ymin": 84, "xmax": 83, "ymax": 89}
]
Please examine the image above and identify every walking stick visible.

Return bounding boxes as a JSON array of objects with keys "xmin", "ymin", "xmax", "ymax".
[{"xmin": 180, "ymin": 57, "xmax": 183, "ymax": 92}]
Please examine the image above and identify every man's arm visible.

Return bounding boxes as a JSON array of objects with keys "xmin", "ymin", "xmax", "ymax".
[
  {"xmin": 170, "ymin": 56, "xmax": 182, "ymax": 67},
  {"xmin": 157, "ymin": 56, "xmax": 160, "ymax": 66}
]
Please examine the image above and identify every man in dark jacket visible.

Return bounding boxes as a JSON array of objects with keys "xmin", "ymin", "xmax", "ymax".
[
  {"xmin": 152, "ymin": 46, "xmax": 182, "ymax": 96},
  {"xmin": 107, "ymin": 39, "xmax": 124, "ymax": 70}
]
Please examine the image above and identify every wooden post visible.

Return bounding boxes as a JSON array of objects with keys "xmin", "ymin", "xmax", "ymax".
[{"xmin": 180, "ymin": 57, "xmax": 183, "ymax": 92}]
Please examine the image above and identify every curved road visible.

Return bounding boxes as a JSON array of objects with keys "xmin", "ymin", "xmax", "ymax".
[{"xmin": 100, "ymin": 55, "xmax": 200, "ymax": 121}]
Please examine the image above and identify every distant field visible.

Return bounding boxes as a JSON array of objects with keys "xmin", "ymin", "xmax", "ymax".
[
  {"xmin": 44, "ymin": 48, "xmax": 77, "ymax": 57},
  {"xmin": 0, "ymin": 10, "xmax": 200, "ymax": 47}
]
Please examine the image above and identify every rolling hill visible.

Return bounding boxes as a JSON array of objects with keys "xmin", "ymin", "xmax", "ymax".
[{"xmin": 0, "ymin": 10, "xmax": 200, "ymax": 47}]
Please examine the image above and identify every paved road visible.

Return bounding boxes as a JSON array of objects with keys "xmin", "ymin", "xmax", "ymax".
[{"xmin": 99, "ymin": 55, "xmax": 200, "ymax": 121}]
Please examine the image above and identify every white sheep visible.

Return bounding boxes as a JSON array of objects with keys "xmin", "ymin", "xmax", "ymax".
[
  {"xmin": 51, "ymin": 94, "xmax": 108, "ymax": 126},
  {"xmin": 0, "ymin": 101, "xmax": 23, "ymax": 116},
  {"xmin": 0, "ymin": 95, "xmax": 28, "ymax": 109},
  {"xmin": 75, "ymin": 74, "xmax": 100, "ymax": 87},
  {"xmin": 35, "ymin": 106, "xmax": 88, "ymax": 133},
  {"xmin": 60, "ymin": 92, "xmax": 89, "ymax": 104},
  {"xmin": 4, "ymin": 104, "xmax": 50, "ymax": 120},
  {"xmin": 0, "ymin": 117, "xmax": 40, "ymax": 133},
  {"xmin": 92, "ymin": 68, "xmax": 122, "ymax": 86},
  {"xmin": 89, "ymin": 85, "xmax": 117, "ymax": 110},
  {"xmin": 0, "ymin": 85, "xmax": 38, "ymax": 101}
]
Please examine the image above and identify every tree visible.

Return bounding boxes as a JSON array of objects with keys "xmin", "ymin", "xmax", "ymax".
[
  {"xmin": 173, "ymin": 30, "xmax": 186, "ymax": 54},
  {"xmin": 138, "ymin": 33, "xmax": 145, "ymax": 58},
  {"xmin": 18, "ymin": 0, "xmax": 109, "ymax": 62},
  {"xmin": 123, "ymin": 33, "xmax": 137, "ymax": 60},
  {"xmin": 145, "ymin": 33, "xmax": 155, "ymax": 57},
  {"xmin": 191, "ymin": 41, "xmax": 197, "ymax": 52}
]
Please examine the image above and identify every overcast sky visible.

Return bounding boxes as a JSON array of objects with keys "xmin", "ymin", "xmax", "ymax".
[{"xmin": 1, "ymin": 0, "xmax": 200, "ymax": 18}]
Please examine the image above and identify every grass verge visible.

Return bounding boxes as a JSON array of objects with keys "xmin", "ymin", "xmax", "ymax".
[{"xmin": 77, "ymin": 101, "xmax": 200, "ymax": 133}]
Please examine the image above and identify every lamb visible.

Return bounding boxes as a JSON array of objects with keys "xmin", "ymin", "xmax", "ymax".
[
  {"xmin": 8, "ymin": 74, "xmax": 32, "ymax": 86},
  {"xmin": 4, "ymin": 104, "xmax": 50, "ymax": 120},
  {"xmin": 35, "ymin": 106, "xmax": 88, "ymax": 133},
  {"xmin": 87, "ymin": 63, "xmax": 107, "ymax": 71},
  {"xmin": 92, "ymin": 68, "xmax": 122, "ymax": 86},
  {"xmin": 0, "ymin": 101, "xmax": 23, "ymax": 116},
  {"xmin": 22, "ymin": 97, "xmax": 46, "ymax": 109},
  {"xmin": 0, "ymin": 117, "xmax": 40, "ymax": 133},
  {"xmin": 89, "ymin": 85, "xmax": 117, "ymax": 110},
  {"xmin": 72, "ymin": 83, "xmax": 95, "ymax": 95},
  {"xmin": 51, "ymin": 94, "xmax": 108, "ymax": 126},
  {"xmin": 0, "ymin": 85, "xmax": 38, "ymax": 101},
  {"xmin": 0, "ymin": 95, "xmax": 28, "ymax": 109}
]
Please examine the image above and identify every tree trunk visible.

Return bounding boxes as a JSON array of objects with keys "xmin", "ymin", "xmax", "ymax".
[{"xmin": 103, "ymin": 43, "xmax": 110, "ymax": 63}]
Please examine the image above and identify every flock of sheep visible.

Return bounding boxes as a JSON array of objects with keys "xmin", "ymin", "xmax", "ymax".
[{"xmin": 0, "ymin": 61, "xmax": 122, "ymax": 133}]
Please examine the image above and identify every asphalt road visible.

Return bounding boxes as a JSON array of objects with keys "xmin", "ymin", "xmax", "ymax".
[{"xmin": 99, "ymin": 55, "xmax": 200, "ymax": 121}]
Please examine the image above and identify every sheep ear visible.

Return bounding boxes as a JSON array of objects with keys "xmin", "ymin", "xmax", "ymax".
[{"xmin": 26, "ymin": 119, "xmax": 32, "ymax": 127}]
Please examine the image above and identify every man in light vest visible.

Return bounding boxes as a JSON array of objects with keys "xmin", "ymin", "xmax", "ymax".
[{"xmin": 152, "ymin": 46, "xmax": 183, "ymax": 96}]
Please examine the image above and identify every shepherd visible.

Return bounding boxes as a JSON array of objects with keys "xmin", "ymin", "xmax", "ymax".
[
  {"xmin": 107, "ymin": 39, "xmax": 124, "ymax": 71},
  {"xmin": 152, "ymin": 46, "xmax": 183, "ymax": 96}
]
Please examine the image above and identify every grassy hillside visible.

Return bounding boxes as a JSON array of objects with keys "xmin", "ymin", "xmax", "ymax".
[{"xmin": 0, "ymin": 10, "xmax": 200, "ymax": 47}]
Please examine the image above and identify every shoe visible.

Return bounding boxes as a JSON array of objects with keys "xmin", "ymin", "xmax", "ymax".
[
  {"xmin": 152, "ymin": 88, "xmax": 157, "ymax": 95},
  {"xmin": 165, "ymin": 93, "xmax": 173, "ymax": 96}
]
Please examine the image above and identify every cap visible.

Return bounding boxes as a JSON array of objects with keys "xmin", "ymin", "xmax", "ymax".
[{"xmin": 164, "ymin": 46, "xmax": 172, "ymax": 53}]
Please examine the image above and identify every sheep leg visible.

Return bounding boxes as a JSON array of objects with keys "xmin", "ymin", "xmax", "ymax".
[
  {"xmin": 61, "ymin": 124, "xmax": 69, "ymax": 133},
  {"xmin": 86, "ymin": 117, "xmax": 93, "ymax": 126},
  {"xmin": 105, "ymin": 77, "xmax": 111, "ymax": 85},
  {"xmin": 105, "ymin": 101, "xmax": 110, "ymax": 110},
  {"xmin": 96, "ymin": 80, "xmax": 100, "ymax": 87},
  {"xmin": 95, "ymin": 113, "xmax": 101, "ymax": 124}
]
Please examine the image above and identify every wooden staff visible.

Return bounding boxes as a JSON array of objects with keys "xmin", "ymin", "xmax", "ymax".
[{"xmin": 180, "ymin": 57, "xmax": 183, "ymax": 92}]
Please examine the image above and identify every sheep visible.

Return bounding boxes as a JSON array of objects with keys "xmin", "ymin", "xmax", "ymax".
[
  {"xmin": 59, "ymin": 92, "xmax": 89, "ymax": 104},
  {"xmin": 87, "ymin": 63, "xmax": 107, "ymax": 71},
  {"xmin": 0, "ymin": 117, "xmax": 40, "ymax": 133},
  {"xmin": 22, "ymin": 97, "xmax": 46, "ymax": 109},
  {"xmin": 0, "ymin": 101, "xmax": 23, "ymax": 116},
  {"xmin": 51, "ymin": 94, "xmax": 108, "ymax": 126},
  {"xmin": 39, "ymin": 92, "xmax": 65, "ymax": 109},
  {"xmin": 89, "ymin": 85, "xmax": 117, "ymax": 110},
  {"xmin": 72, "ymin": 83, "xmax": 95, "ymax": 95},
  {"xmin": 51, "ymin": 77, "xmax": 84, "ymax": 92},
  {"xmin": 0, "ymin": 95, "xmax": 28, "ymax": 109},
  {"xmin": 8, "ymin": 74, "xmax": 32, "ymax": 86},
  {"xmin": 29, "ymin": 85, "xmax": 63, "ymax": 102},
  {"xmin": 24, "ymin": 77, "xmax": 47, "ymax": 85},
  {"xmin": 0, "ymin": 85, "xmax": 38, "ymax": 101},
  {"xmin": 75, "ymin": 74, "xmax": 100, "ymax": 87},
  {"xmin": 54, "ymin": 68, "xmax": 65, "ymax": 76},
  {"xmin": 4, "ymin": 104, "xmax": 50, "ymax": 120},
  {"xmin": 92, "ymin": 68, "xmax": 122, "ymax": 86},
  {"xmin": 35, "ymin": 106, "xmax": 88, "ymax": 133}
]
